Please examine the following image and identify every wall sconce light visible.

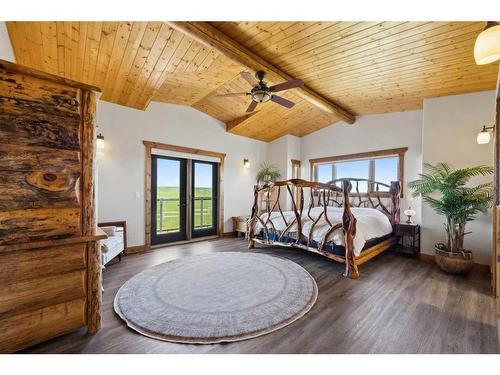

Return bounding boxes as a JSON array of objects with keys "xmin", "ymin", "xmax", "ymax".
[
  {"xmin": 474, "ymin": 21, "xmax": 500, "ymax": 65},
  {"xmin": 96, "ymin": 133, "xmax": 105, "ymax": 149},
  {"xmin": 243, "ymin": 159, "xmax": 250, "ymax": 168},
  {"xmin": 476, "ymin": 125, "xmax": 495, "ymax": 145}
]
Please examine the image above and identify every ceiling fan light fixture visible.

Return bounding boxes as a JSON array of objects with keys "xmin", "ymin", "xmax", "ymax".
[
  {"xmin": 224, "ymin": 70, "xmax": 299, "ymax": 110},
  {"xmin": 252, "ymin": 90, "xmax": 272, "ymax": 103},
  {"xmin": 474, "ymin": 21, "xmax": 500, "ymax": 65}
]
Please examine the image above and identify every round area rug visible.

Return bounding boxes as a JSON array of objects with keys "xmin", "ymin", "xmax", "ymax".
[{"xmin": 114, "ymin": 252, "xmax": 318, "ymax": 344}]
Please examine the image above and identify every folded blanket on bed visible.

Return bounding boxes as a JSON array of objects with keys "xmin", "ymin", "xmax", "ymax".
[{"xmin": 257, "ymin": 206, "xmax": 392, "ymax": 256}]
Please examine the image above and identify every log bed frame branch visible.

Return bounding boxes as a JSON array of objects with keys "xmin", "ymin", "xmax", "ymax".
[
  {"xmin": 166, "ymin": 22, "xmax": 356, "ymax": 125},
  {"xmin": 248, "ymin": 178, "xmax": 400, "ymax": 279}
]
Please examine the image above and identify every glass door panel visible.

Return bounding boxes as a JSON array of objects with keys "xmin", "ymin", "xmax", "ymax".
[
  {"xmin": 191, "ymin": 161, "xmax": 218, "ymax": 238},
  {"xmin": 151, "ymin": 155, "xmax": 187, "ymax": 245}
]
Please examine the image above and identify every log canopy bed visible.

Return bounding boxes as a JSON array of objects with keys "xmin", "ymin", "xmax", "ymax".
[{"xmin": 248, "ymin": 178, "xmax": 400, "ymax": 279}]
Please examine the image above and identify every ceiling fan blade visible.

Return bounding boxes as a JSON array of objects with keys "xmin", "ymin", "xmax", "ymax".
[
  {"xmin": 269, "ymin": 79, "xmax": 304, "ymax": 92},
  {"xmin": 246, "ymin": 100, "xmax": 258, "ymax": 113},
  {"xmin": 240, "ymin": 71, "xmax": 258, "ymax": 87},
  {"xmin": 271, "ymin": 95, "xmax": 295, "ymax": 109},
  {"xmin": 214, "ymin": 92, "xmax": 248, "ymax": 97}
]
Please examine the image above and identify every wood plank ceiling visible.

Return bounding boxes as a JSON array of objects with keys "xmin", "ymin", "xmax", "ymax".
[{"xmin": 6, "ymin": 21, "xmax": 498, "ymax": 142}]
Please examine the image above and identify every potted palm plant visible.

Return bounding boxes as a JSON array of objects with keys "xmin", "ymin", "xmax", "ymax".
[
  {"xmin": 255, "ymin": 163, "xmax": 282, "ymax": 213},
  {"xmin": 408, "ymin": 163, "xmax": 493, "ymax": 274},
  {"xmin": 256, "ymin": 163, "xmax": 281, "ymax": 184}
]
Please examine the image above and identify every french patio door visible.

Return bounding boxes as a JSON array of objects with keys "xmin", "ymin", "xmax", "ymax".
[
  {"xmin": 151, "ymin": 155, "xmax": 187, "ymax": 245},
  {"xmin": 151, "ymin": 155, "xmax": 218, "ymax": 245},
  {"xmin": 191, "ymin": 160, "xmax": 218, "ymax": 238}
]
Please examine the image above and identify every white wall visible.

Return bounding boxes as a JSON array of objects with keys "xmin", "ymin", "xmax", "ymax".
[
  {"xmin": 267, "ymin": 135, "xmax": 302, "ymax": 178},
  {"xmin": 286, "ymin": 135, "xmax": 302, "ymax": 177},
  {"xmin": 267, "ymin": 136, "xmax": 289, "ymax": 180},
  {"xmin": 267, "ymin": 135, "xmax": 302, "ymax": 209},
  {"xmin": 301, "ymin": 110, "xmax": 424, "ymax": 223},
  {"xmin": 96, "ymin": 101, "xmax": 267, "ymax": 247},
  {"xmin": 422, "ymin": 91, "xmax": 496, "ymax": 265},
  {"xmin": 0, "ymin": 22, "xmax": 14, "ymax": 62}
]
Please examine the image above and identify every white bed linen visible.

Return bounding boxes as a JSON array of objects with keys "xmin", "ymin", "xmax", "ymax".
[{"xmin": 257, "ymin": 206, "xmax": 392, "ymax": 256}]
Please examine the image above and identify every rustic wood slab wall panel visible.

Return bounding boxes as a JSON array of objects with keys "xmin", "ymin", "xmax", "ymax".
[
  {"xmin": 0, "ymin": 243, "xmax": 86, "ymax": 284},
  {"xmin": 0, "ymin": 59, "xmax": 104, "ymax": 353},
  {"xmin": 0, "ymin": 270, "xmax": 86, "ymax": 317},
  {"xmin": 6, "ymin": 21, "xmax": 498, "ymax": 141},
  {"xmin": 0, "ymin": 63, "xmax": 86, "ymax": 245},
  {"xmin": 0, "ymin": 144, "xmax": 80, "ymax": 172},
  {"xmin": 0, "ymin": 207, "xmax": 81, "ymax": 245},
  {"xmin": 0, "ymin": 68, "xmax": 82, "ymax": 117},
  {"xmin": 0, "ymin": 298, "xmax": 87, "ymax": 353},
  {"xmin": 0, "ymin": 113, "xmax": 81, "ymax": 150},
  {"xmin": 0, "ymin": 171, "xmax": 80, "ymax": 211}
]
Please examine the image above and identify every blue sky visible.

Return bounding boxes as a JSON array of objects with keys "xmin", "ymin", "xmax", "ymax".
[
  {"xmin": 157, "ymin": 159, "xmax": 213, "ymax": 188},
  {"xmin": 374, "ymin": 157, "xmax": 398, "ymax": 186}
]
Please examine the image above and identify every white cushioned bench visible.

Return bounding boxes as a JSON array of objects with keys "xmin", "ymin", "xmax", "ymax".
[{"xmin": 98, "ymin": 221, "xmax": 127, "ymax": 266}]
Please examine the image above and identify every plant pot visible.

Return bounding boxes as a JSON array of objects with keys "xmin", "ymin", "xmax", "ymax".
[{"xmin": 434, "ymin": 247, "xmax": 474, "ymax": 275}]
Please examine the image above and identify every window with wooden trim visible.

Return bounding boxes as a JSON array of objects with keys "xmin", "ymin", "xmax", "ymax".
[
  {"xmin": 291, "ymin": 159, "xmax": 301, "ymax": 203},
  {"xmin": 309, "ymin": 147, "xmax": 407, "ymax": 197}
]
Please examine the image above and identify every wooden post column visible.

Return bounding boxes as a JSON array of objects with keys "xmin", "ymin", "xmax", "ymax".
[{"xmin": 81, "ymin": 90, "xmax": 102, "ymax": 334}]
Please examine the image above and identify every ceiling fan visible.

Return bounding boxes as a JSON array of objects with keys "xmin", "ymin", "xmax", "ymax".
[{"xmin": 215, "ymin": 70, "xmax": 304, "ymax": 113}]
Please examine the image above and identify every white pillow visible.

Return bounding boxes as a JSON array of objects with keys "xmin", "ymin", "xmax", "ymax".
[{"xmin": 101, "ymin": 226, "xmax": 116, "ymax": 237}]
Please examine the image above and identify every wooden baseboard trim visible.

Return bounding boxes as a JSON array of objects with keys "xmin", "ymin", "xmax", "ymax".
[
  {"xmin": 419, "ymin": 253, "xmax": 435, "ymax": 264},
  {"xmin": 420, "ymin": 252, "xmax": 490, "ymax": 272},
  {"xmin": 125, "ymin": 245, "xmax": 146, "ymax": 255},
  {"xmin": 221, "ymin": 231, "xmax": 237, "ymax": 238}
]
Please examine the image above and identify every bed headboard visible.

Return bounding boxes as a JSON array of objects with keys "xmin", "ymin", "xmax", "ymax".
[
  {"xmin": 253, "ymin": 178, "xmax": 400, "ymax": 226},
  {"xmin": 324, "ymin": 178, "xmax": 400, "ymax": 225}
]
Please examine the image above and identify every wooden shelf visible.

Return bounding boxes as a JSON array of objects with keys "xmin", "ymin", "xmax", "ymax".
[{"xmin": 0, "ymin": 228, "xmax": 107, "ymax": 254}]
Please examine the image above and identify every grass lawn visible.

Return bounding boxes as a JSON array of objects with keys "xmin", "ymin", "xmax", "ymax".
[{"xmin": 156, "ymin": 186, "xmax": 213, "ymax": 232}]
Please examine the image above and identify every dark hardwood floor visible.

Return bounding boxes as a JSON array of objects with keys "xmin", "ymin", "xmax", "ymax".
[{"xmin": 22, "ymin": 238, "xmax": 499, "ymax": 354}]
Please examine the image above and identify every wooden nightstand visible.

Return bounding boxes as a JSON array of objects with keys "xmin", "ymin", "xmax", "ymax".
[
  {"xmin": 393, "ymin": 223, "xmax": 420, "ymax": 258},
  {"xmin": 232, "ymin": 216, "xmax": 250, "ymax": 238}
]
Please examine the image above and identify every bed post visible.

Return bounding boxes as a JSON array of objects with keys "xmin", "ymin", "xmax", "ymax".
[
  {"xmin": 342, "ymin": 180, "xmax": 359, "ymax": 279},
  {"xmin": 248, "ymin": 184, "xmax": 259, "ymax": 249},
  {"xmin": 390, "ymin": 181, "xmax": 401, "ymax": 225}
]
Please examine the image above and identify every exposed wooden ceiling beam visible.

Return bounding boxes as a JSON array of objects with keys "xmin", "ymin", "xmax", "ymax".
[
  {"xmin": 166, "ymin": 21, "xmax": 356, "ymax": 125},
  {"xmin": 226, "ymin": 112, "xmax": 259, "ymax": 133}
]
